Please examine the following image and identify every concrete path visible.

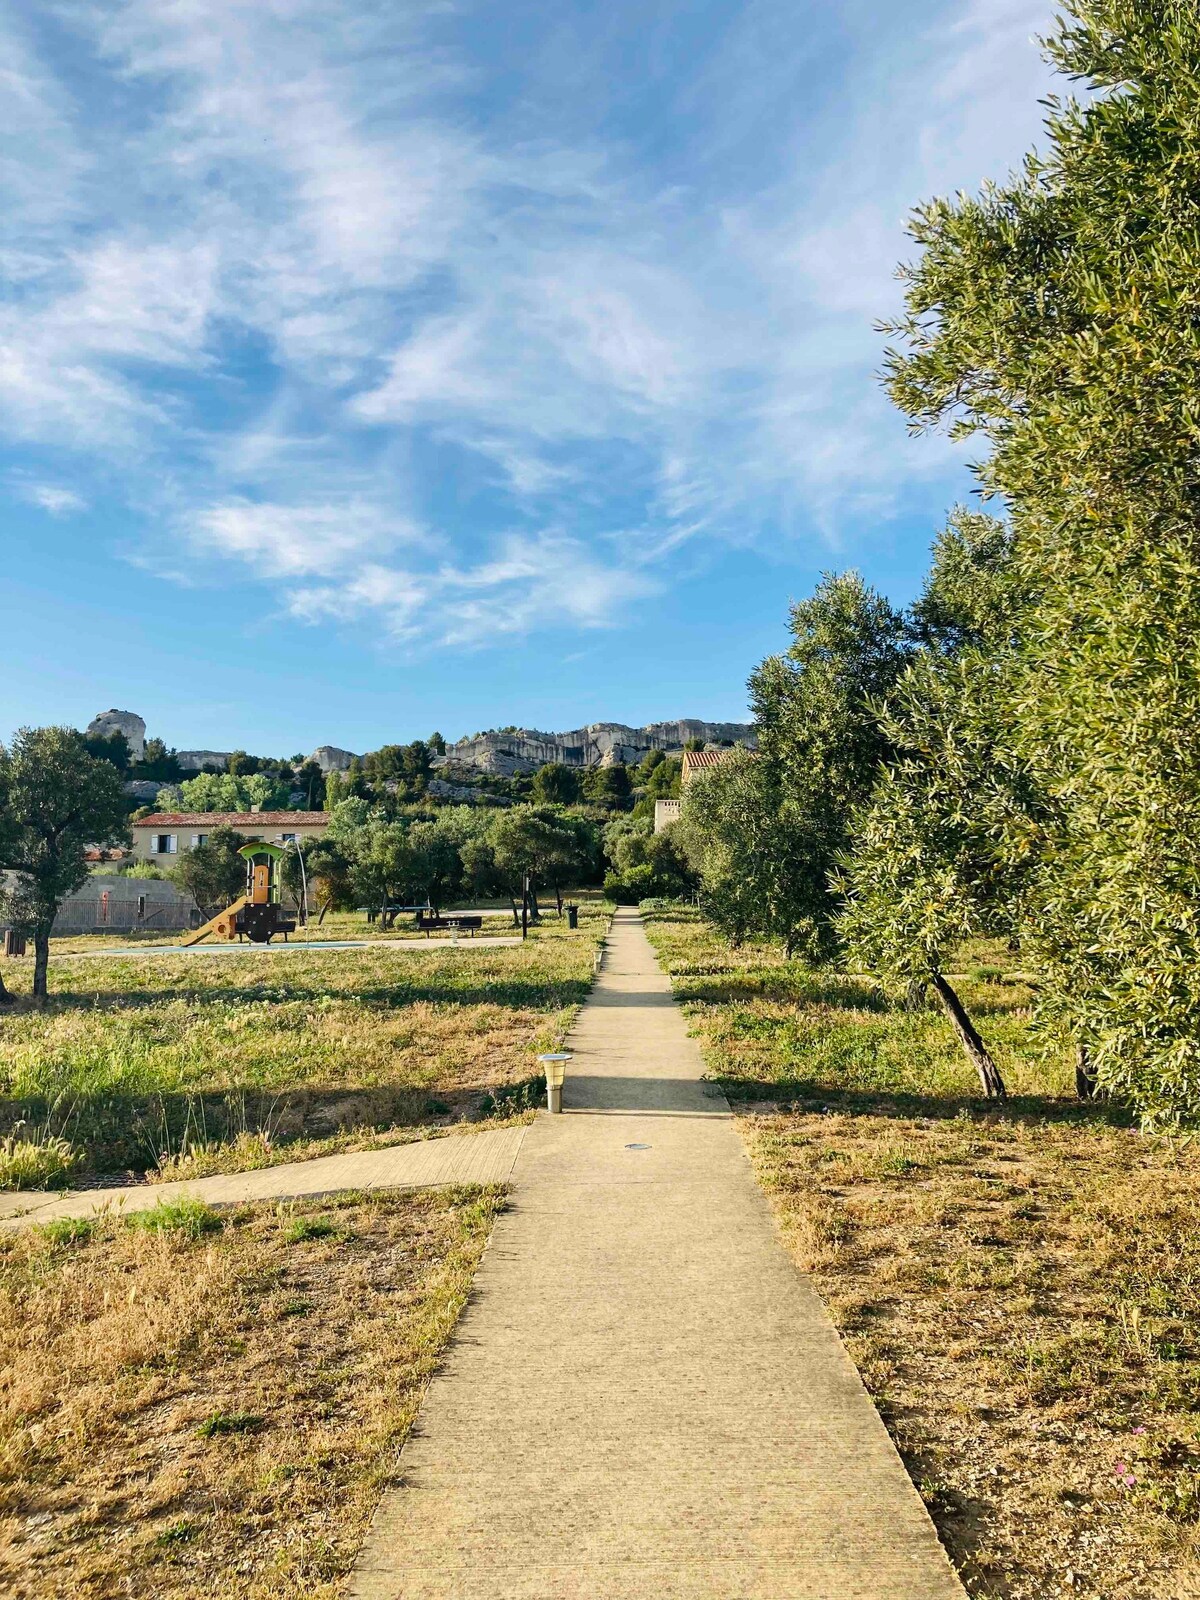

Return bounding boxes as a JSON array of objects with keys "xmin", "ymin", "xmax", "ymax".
[
  {"xmin": 350, "ymin": 909, "xmax": 964, "ymax": 1599},
  {"xmin": 0, "ymin": 1125, "xmax": 526, "ymax": 1228}
]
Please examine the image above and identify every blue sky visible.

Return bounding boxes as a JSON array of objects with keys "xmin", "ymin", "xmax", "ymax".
[{"xmin": 0, "ymin": 0, "xmax": 1055, "ymax": 756}]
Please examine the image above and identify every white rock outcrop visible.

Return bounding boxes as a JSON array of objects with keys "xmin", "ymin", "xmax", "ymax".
[
  {"xmin": 308, "ymin": 745, "xmax": 358, "ymax": 774},
  {"xmin": 86, "ymin": 709, "xmax": 146, "ymax": 762}
]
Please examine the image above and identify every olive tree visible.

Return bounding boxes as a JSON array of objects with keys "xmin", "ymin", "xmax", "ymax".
[
  {"xmin": 491, "ymin": 806, "xmax": 589, "ymax": 919},
  {"xmin": 171, "ymin": 825, "xmax": 246, "ymax": 916},
  {"xmin": 0, "ymin": 728, "xmax": 129, "ymax": 1002},
  {"xmin": 741, "ymin": 572, "xmax": 910, "ymax": 959},
  {"xmin": 882, "ymin": 0, "xmax": 1200, "ymax": 1124},
  {"xmin": 835, "ymin": 511, "xmax": 1039, "ymax": 1099},
  {"xmin": 681, "ymin": 751, "xmax": 800, "ymax": 947}
]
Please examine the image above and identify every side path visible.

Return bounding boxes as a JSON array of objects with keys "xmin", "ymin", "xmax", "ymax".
[
  {"xmin": 350, "ymin": 908, "xmax": 964, "ymax": 1600},
  {"xmin": 0, "ymin": 1126, "xmax": 526, "ymax": 1227}
]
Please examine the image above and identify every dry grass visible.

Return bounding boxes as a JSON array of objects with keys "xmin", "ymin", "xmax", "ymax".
[
  {"xmin": 0, "ymin": 906, "xmax": 608, "ymax": 1179},
  {"xmin": 745, "ymin": 1112, "xmax": 1200, "ymax": 1598},
  {"xmin": 644, "ymin": 905, "xmax": 1200, "ymax": 1599},
  {"xmin": 0, "ymin": 1185, "xmax": 504, "ymax": 1598}
]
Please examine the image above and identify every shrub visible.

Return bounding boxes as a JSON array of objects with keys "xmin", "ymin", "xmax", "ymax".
[
  {"xmin": 123, "ymin": 860, "xmax": 164, "ymax": 880},
  {"xmin": 603, "ymin": 868, "xmax": 650, "ymax": 905}
]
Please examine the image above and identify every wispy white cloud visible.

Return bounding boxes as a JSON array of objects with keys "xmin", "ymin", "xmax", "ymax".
[
  {"xmin": 187, "ymin": 499, "xmax": 426, "ymax": 581},
  {"xmin": 13, "ymin": 481, "xmax": 88, "ymax": 515},
  {"xmin": 0, "ymin": 0, "xmax": 1056, "ymax": 642}
]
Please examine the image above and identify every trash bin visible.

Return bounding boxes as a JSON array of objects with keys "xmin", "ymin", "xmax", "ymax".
[{"xmin": 566, "ymin": 904, "xmax": 578, "ymax": 929}]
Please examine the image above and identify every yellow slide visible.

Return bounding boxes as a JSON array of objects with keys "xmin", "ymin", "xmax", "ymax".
[{"xmin": 180, "ymin": 894, "xmax": 249, "ymax": 948}]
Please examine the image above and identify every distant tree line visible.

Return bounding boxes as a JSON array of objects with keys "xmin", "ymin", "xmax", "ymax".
[{"xmin": 96, "ymin": 720, "xmax": 685, "ymax": 822}]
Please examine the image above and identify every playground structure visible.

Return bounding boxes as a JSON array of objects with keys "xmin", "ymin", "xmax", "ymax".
[{"xmin": 180, "ymin": 842, "xmax": 298, "ymax": 948}]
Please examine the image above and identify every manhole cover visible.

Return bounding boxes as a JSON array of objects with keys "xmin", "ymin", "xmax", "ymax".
[{"xmin": 624, "ymin": 1142, "xmax": 651, "ymax": 1150}]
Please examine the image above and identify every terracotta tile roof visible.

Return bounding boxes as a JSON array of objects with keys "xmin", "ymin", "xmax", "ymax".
[
  {"xmin": 133, "ymin": 812, "xmax": 330, "ymax": 828},
  {"xmin": 681, "ymin": 748, "xmax": 740, "ymax": 784}
]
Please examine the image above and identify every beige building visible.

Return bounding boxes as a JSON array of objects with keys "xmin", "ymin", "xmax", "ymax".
[
  {"xmin": 654, "ymin": 747, "xmax": 749, "ymax": 833},
  {"xmin": 653, "ymin": 798, "xmax": 683, "ymax": 833},
  {"xmin": 681, "ymin": 748, "xmax": 739, "ymax": 785},
  {"xmin": 132, "ymin": 811, "xmax": 330, "ymax": 863}
]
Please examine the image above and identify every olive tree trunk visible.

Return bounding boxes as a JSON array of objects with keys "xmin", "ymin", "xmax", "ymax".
[
  {"xmin": 930, "ymin": 970, "xmax": 1007, "ymax": 1100},
  {"xmin": 32, "ymin": 927, "xmax": 51, "ymax": 1005},
  {"xmin": 1075, "ymin": 1044, "xmax": 1099, "ymax": 1101}
]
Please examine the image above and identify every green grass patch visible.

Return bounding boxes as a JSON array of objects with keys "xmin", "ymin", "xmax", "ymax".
[
  {"xmin": 0, "ymin": 1131, "xmax": 78, "ymax": 1190},
  {"xmin": 36, "ymin": 1215, "xmax": 96, "ymax": 1247},
  {"xmin": 283, "ymin": 1216, "xmax": 339, "ymax": 1243},
  {"xmin": 195, "ymin": 1410, "xmax": 264, "ymax": 1438},
  {"xmin": 127, "ymin": 1196, "xmax": 223, "ymax": 1239}
]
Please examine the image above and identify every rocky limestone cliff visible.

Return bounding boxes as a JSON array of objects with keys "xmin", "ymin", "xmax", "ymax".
[
  {"xmin": 439, "ymin": 719, "xmax": 756, "ymax": 777},
  {"xmin": 86, "ymin": 709, "xmax": 146, "ymax": 762},
  {"xmin": 176, "ymin": 750, "xmax": 234, "ymax": 772},
  {"xmin": 308, "ymin": 745, "xmax": 358, "ymax": 774}
]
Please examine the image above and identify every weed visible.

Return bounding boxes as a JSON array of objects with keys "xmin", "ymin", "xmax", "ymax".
[
  {"xmin": 195, "ymin": 1410, "xmax": 264, "ymax": 1438},
  {"xmin": 36, "ymin": 1216, "xmax": 95, "ymax": 1247},
  {"xmin": 283, "ymin": 1216, "xmax": 338, "ymax": 1243},
  {"xmin": 127, "ymin": 1196, "xmax": 223, "ymax": 1239},
  {"xmin": 479, "ymin": 1074, "xmax": 544, "ymax": 1117},
  {"xmin": 154, "ymin": 1518, "xmax": 199, "ymax": 1546},
  {"xmin": 968, "ymin": 965, "xmax": 1006, "ymax": 985},
  {"xmin": 0, "ymin": 1131, "xmax": 78, "ymax": 1190}
]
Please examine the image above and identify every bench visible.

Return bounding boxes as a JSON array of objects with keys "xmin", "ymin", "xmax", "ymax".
[{"xmin": 414, "ymin": 913, "xmax": 484, "ymax": 938}]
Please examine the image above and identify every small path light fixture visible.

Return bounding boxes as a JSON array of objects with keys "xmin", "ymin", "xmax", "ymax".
[{"xmin": 538, "ymin": 1053, "xmax": 572, "ymax": 1114}]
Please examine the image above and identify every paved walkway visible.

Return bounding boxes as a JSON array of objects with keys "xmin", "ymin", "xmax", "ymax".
[
  {"xmin": 349, "ymin": 909, "xmax": 964, "ymax": 1599},
  {"xmin": 0, "ymin": 1125, "xmax": 526, "ymax": 1227}
]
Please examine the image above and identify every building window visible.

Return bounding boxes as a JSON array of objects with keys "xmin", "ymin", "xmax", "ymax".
[
  {"xmin": 191, "ymin": 833, "xmax": 208, "ymax": 848},
  {"xmin": 280, "ymin": 832, "xmax": 298, "ymax": 843},
  {"xmin": 155, "ymin": 834, "xmax": 177, "ymax": 855}
]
